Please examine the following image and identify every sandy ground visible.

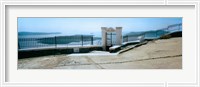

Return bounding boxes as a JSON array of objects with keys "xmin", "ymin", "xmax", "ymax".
[{"xmin": 18, "ymin": 37, "xmax": 182, "ymax": 69}]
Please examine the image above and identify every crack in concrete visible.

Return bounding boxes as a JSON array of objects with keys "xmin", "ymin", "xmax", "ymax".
[
  {"xmin": 58, "ymin": 54, "xmax": 182, "ymax": 67},
  {"xmin": 84, "ymin": 56, "xmax": 104, "ymax": 69}
]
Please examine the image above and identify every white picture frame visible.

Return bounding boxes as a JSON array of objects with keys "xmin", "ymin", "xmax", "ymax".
[{"xmin": 0, "ymin": 0, "xmax": 199, "ymax": 87}]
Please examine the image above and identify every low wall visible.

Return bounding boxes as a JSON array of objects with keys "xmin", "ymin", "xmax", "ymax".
[{"xmin": 18, "ymin": 46, "xmax": 103, "ymax": 58}]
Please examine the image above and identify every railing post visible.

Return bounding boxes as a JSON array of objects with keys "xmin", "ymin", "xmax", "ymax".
[
  {"xmin": 91, "ymin": 35, "xmax": 93, "ymax": 45},
  {"xmin": 81, "ymin": 35, "xmax": 83, "ymax": 46},
  {"xmin": 54, "ymin": 36, "xmax": 57, "ymax": 56},
  {"xmin": 18, "ymin": 41, "xmax": 20, "ymax": 49},
  {"xmin": 55, "ymin": 36, "xmax": 57, "ymax": 48},
  {"xmin": 125, "ymin": 35, "xmax": 128, "ymax": 42},
  {"xmin": 110, "ymin": 32, "xmax": 112, "ymax": 46}
]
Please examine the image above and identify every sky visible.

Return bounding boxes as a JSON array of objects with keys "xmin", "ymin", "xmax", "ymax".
[{"xmin": 18, "ymin": 18, "xmax": 182, "ymax": 37}]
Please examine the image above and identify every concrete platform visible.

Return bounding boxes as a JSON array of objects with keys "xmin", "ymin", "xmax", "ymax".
[{"xmin": 18, "ymin": 37, "xmax": 182, "ymax": 69}]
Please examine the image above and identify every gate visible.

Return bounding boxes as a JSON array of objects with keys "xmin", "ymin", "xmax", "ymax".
[
  {"xmin": 101, "ymin": 27, "xmax": 122, "ymax": 51},
  {"xmin": 106, "ymin": 32, "xmax": 116, "ymax": 51}
]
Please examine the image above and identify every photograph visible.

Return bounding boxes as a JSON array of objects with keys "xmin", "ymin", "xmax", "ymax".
[{"xmin": 17, "ymin": 17, "xmax": 182, "ymax": 69}]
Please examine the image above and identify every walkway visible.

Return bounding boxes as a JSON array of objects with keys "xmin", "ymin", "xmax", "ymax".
[{"xmin": 18, "ymin": 37, "xmax": 182, "ymax": 69}]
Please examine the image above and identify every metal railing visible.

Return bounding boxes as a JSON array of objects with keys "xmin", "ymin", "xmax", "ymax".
[
  {"xmin": 18, "ymin": 23, "xmax": 182, "ymax": 50},
  {"xmin": 123, "ymin": 23, "xmax": 182, "ymax": 42},
  {"xmin": 18, "ymin": 35, "xmax": 101, "ymax": 50}
]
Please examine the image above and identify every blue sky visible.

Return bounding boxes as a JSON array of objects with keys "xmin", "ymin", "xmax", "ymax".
[{"xmin": 18, "ymin": 18, "xmax": 182, "ymax": 37}]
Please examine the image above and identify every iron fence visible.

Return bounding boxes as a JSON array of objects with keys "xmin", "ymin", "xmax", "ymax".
[
  {"xmin": 123, "ymin": 23, "xmax": 182, "ymax": 42},
  {"xmin": 18, "ymin": 23, "xmax": 182, "ymax": 50},
  {"xmin": 18, "ymin": 35, "xmax": 101, "ymax": 50}
]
